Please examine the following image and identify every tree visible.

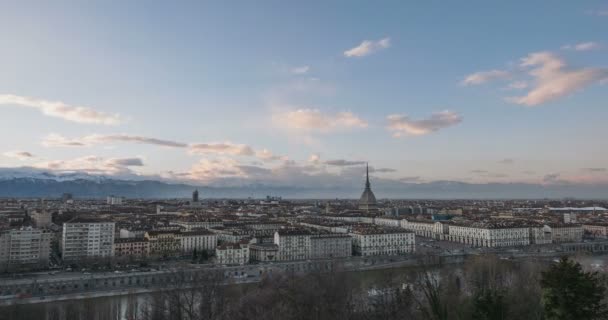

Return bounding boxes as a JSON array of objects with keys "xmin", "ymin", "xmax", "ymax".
[
  {"xmin": 471, "ymin": 288, "xmax": 507, "ymax": 320},
  {"xmin": 540, "ymin": 257, "xmax": 608, "ymax": 320}
]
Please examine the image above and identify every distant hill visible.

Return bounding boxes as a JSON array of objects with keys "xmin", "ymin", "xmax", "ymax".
[{"xmin": 0, "ymin": 169, "xmax": 607, "ymax": 199}]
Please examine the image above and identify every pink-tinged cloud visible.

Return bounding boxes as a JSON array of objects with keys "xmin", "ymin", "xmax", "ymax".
[
  {"xmin": 344, "ymin": 37, "xmax": 391, "ymax": 58},
  {"xmin": 387, "ymin": 110, "xmax": 462, "ymax": 137},
  {"xmin": 507, "ymin": 52, "xmax": 608, "ymax": 106},
  {"xmin": 461, "ymin": 70, "xmax": 510, "ymax": 86},
  {"xmin": 0, "ymin": 94, "xmax": 122, "ymax": 125},
  {"xmin": 273, "ymin": 109, "xmax": 368, "ymax": 133}
]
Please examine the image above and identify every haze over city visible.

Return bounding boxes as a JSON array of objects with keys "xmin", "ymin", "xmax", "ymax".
[{"xmin": 1, "ymin": 1, "xmax": 607, "ymax": 198}]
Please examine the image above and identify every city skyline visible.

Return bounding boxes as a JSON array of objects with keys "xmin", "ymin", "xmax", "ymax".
[{"xmin": 1, "ymin": 1, "xmax": 608, "ymax": 189}]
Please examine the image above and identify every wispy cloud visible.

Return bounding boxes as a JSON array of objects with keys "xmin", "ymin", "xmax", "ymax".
[
  {"xmin": 34, "ymin": 155, "xmax": 144, "ymax": 176},
  {"xmin": 507, "ymin": 52, "xmax": 608, "ymax": 106},
  {"xmin": 273, "ymin": 109, "xmax": 368, "ymax": 133},
  {"xmin": 188, "ymin": 143, "xmax": 255, "ymax": 156},
  {"xmin": 42, "ymin": 133, "xmax": 186, "ymax": 148},
  {"xmin": 386, "ymin": 110, "xmax": 462, "ymax": 137},
  {"xmin": 0, "ymin": 94, "xmax": 122, "ymax": 125},
  {"xmin": 461, "ymin": 70, "xmax": 510, "ymax": 86},
  {"xmin": 561, "ymin": 42, "xmax": 601, "ymax": 51},
  {"xmin": 582, "ymin": 167, "xmax": 606, "ymax": 172},
  {"xmin": 3, "ymin": 151, "xmax": 35, "ymax": 160},
  {"xmin": 344, "ymin": 37, "xmax": 391, "ymax": 58},
  {"xmin": 499, "ymin": 158, "xmax": 515, "ymax": 164},
  {"xmin": 324, "ymin": 159, "xmax": 366, "ymax": 166}
]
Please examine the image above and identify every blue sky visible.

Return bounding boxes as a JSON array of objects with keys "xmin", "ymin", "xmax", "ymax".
[{"xmin": 0, "ymin": 1, "xmax": 607, "ymax": 187}]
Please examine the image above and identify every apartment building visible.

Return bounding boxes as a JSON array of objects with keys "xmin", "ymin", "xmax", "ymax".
[
  {"xmin": 273, "ymin": 229, "xmax": 312, "ymax": 261},
  {"xmin": 0, "ymin": 226, "xmax": 52, "ymax": 270},
  {"xmin": 180, "ymin": 230, "xmax": 217, "ymax": 253},
  {"xmin": 310, "ymin": 234, "xmax": 352, "ymax": 259},
  {"xmin": 215, "ymin": 242, "xmax": 249, "ymax": 265},
  {"xmin": 114, "ymin": 238, "xmax": 150, "ymax": 257},
  {"xmin": 445, "ymin": 221, "xmax": 530, "ymax": 247},
  {"xmin": 350, "ymin": 226, "xmax": 415, "ymax": 256},
  {"xmin": 62, "ymin": 217, "xmax": 115, "ymax": 260}
]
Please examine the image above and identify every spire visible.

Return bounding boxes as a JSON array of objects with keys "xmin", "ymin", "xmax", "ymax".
[{"xmin": 365, "ymin": 162, "xmax": 370, "ymax": 189}]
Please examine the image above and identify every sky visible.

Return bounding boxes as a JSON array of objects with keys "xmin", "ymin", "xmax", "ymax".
[{"xmin": 0, "ymin": 1, "xmax": 607, "ymax": 188}]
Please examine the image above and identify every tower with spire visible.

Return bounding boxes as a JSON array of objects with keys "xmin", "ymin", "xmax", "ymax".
[{"xmin": 358, "ymin": 163, "xmax": 377, "ymax": 211}]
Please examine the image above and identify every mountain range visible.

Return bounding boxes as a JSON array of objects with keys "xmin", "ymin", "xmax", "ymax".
[{"xmin": 0, "ymin": 168, "xmax": 607, "ymax": 199}]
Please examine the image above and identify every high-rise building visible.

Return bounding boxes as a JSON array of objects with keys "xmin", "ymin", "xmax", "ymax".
[
  {"xmin": 192, "ymin": 189, "xmax": 199, "ymax": 203},
  {"xmin": 358, "ymin": 163, "xmax": 377, "ymax": 211},
  {"xmin": 0, "ymin": 227, "xmax": 52, "ymax": 271},
  {"xmin": 61, "ymin": 217, "xmax": 115, "ymax": 260}
]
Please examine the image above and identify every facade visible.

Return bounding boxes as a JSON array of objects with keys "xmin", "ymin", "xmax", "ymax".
[
  {"xmin": 583, "ymin": 224, "xmax": 608, "ymax": 239},
  {"xmin": 215, "ymin": 242, "xmax": 249, "ymax": 265},
  {"xmin": 350, "ymin": 227, "xmax": 415, "ymax": 256},
  {"xmin": 274, "ymin": 229, "xmax": 312, "ymax": 261},
  {"xmin": 445, "ymin": 222, "xmax": 530, "ymax": 247},
  {"xmin": 0, "ymin": 227, "xmax": 52, "ymax": 270},
  {"xmin": 114, "ymin": 238, "xmax": 150, "ymax": 257},
  {"xmin": 62, "ymin": 218, "xmax": 115, "ymax": 260},
  {"xmin": 180, "ymin": 230, "xmax": 217, "ymax": 253},
  {"xmin": 546, "ymin": 224, "xmax": 583, "ymax": 243},
  {"xmin": 358, "ymin": 164, "xmax": 377, "ymax": 212},
  {"xmin": 30, "ymin": 211, "xmax": 52, "ymax": 228},
  {"xmin": 249, "ymin": 243, "xmax": 279, "ymax": 262},
  {"xmin": 310, "ymin": 234, "xmax": 352, "ymax": 259},
  {"xmin": 145, "ymin": 230, "xmax": 181, "ymax": 256}
]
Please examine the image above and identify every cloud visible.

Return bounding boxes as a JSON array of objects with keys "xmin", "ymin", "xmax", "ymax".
[
  {"xmin": 471, "ymin": 170, "xmax": 489, "ymax": 174},
  {"xmin": 372, "ymin": 167, "xmax": 397, "ymax": 173},
  {"xmin": 33, "ymin": 155, "xmax": 144, "ymax": 176},
  {"xmin": 273, "ymin": 109, "xmax": 368, "ymax": 133},
  {"xmin": 398, "ymin": 176, "xmax": 421, "ymax": 182},
  {"xmin": 461, "ymin": 70, "xmax": 510, "ymax": 86},
  {"xmin": 543, "ymin": 173, "xmax": 562, "ymax": 184},
  {"xmin": 562, "ymin": 42, "xmax": 601, "ymax": 51},
  {"xmin": 308, "ymin": 154, "xmax": 321, "ymax": 164},
  {"xmin": 386, "ymin": 110, "xmax": 462, "ymax": 137},
  {"xmin": 42, "ymin": 133, "xmax": 187, "ymax": 148},
  {"xmin": 3, "ymin": 151, "xmax": 35, "ymax": 160},
  {"xmin": 43, "ymin": 133, "xmax": 282, "ymax": 161},
  {"xmin": 188, "ymin": 143, "xmax": 255, "ymax": 156},
  {"xmin": 344, "ymin": 37, "xmax": 391, "ymax": 58},
  {"xmin": 507, "ymin": 52, "xmax": 608, "ymax": 106},
  {"xmin": 582, "ymin": 167, "xmax": 606, "ymax": 172},
  {"xmin": 291, "ymin": 66, "xmax": 310, "ymax": 74},
  {"xmin": 324, "ymin": 159, "xmax": 366, "ymax": 166},
  {"xmin": 586, "ymin": 10, "xmax": 608, "ymax": 16},
  {"xmin": 0, "ymin": 94, "xmax": 122, "ymax": 125}
]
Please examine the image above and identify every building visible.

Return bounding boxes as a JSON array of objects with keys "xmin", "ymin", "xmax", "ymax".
[
  {"xmin": 583, "ymin": 224, "xmax": 608, "ymax": 239},
  {"xmin": 358, "ymin": 164, "xmax": 377, "ymax": 212},
  {"xmin": 350, "ymin": 226, "xmax": 415, "ymax": 256},
  {"xmin": 0, "ymin": 227, "xmax": 52, "ymax": 270},
  {"xmin": 249, "ymin": 243, "xmax": 279, "ymax": 262},
  {"xmin": 215, "ymin": 242, "xmax": 249, "ymax": 265},
  {"xmin": 145, "ymin": 230, "xmax": 181, "ymax": 256},
  {"xmin": 114, "ymin": 238, "xmax": 150, "ymax": 257},
  {"xmin": 192, "ymin": 189, "xmax": 199, "ymax": 203},
  {"xmin": 310, "ymin": 234, "xmax": 352, "ymax": 259},
  {"xmin": 30, "ymin": 210, "xmax": 52, "ymax": 228},
  {"xmin": 61, "ymin": 217, "xmax": 115, "ymax": 260},
  {"xmin": 545, "ymin": 224, "xmax": 583, "ymax": 243},
  {"xmin": 106, "ymin": 195, "xmax": 124, "ymax": 205},
  {"xmin": 274, "ymin": 229, "xmax": 312, "ymax": 261},
  {"xmin": 445, "ymin": 221, "xmax": 530, "ymax": 247},
  {"xmin": 180, "ymin": 230, "xmax": 217, "ymax": 254}
]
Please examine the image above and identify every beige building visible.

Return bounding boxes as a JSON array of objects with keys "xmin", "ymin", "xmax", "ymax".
[
  {"xmin": 583, "ymin": 224, "xmax": 608, "ymax": 239},
  {"xmin": 145, "ymin": 230, "xmax": 181, "ymax": 256},
  {"xmin": 114, "ymin": 238, "xmax": 150, "ymax": 257},
  {"xmin": 215, "ymin": 242, "xmax": 249, "ymax": 265}
]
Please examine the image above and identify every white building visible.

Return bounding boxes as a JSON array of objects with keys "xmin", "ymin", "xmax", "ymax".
[
  {"xmin": 445, "ymin": 222, "xmax": 530, "ymax": 247},
  {"xmin": 215, "ymin": 242, "xmax": 249, "ymax": 265},
  {"xmin": 0, "ymin": 227, "xmax": 52, "ymax": 270},
  {"xmin": 273, "ymin": 229, "xmax": 312, "ymax": 261},
  {"xmin": 249, "ymin": 243, "xmax": 279, "ymax": 262},
  {"xmin": 180, "ymin": 230, "xmax": 217, "ymax": 253},
  {"xmin": 61, "ymin": 217, "xmax": 115, "ymax": 260},
  {"xmin": 106, "ymin": 195, "xmax": 124, "ymax": 205},
  {"xmin": 545, "ymin": 224, "xmax": 583, "ymax": 243},
  {"xmin": 30, "ymin": 211, "xmax": 52, "ymax": 228},
  {"xmin": 350, "ymin": 226, "xmax": 415, "ymax": 256}
]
